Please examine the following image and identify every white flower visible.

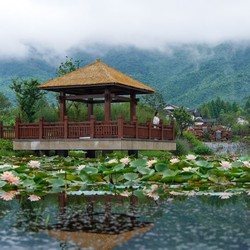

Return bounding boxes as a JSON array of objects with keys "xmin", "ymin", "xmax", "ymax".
[
  {"xmin": 170, "ymin": 158, "xmax": 180, "ymax": 164},
  {"xmin": 242, "ymin": 161, "xmax": 250, "ymax": 168},
  {"xmin": 220, "ymin": 161, "xmax": 232, "ymax": 170},
  {"xmin": 120, "ymin": 190, "xmax": 132, "ymax": 197},
  {"xmin": 169, "ymin": 191, "xmax": 183, "ymax": 196},
  {"xmin": 120, "ymin": 157, "xmax": 130, "ymax": 164},
  {"xmin": 185, "ymin": 190, "xmax": 196, "ymax": 196},
  {"xmin": 77, "ymin": 165, "xmax": 86, "ymax": 171},
  {"xmin": 186, "ymin": 154, "xmax": 197, "ymax": 161},
  {"xmin": 107, "ymin": 159, "xmax": 118, "ymax": 164},
  {"xmin": 219, "ymin": 193, "xmax": 232, "ymax": 199},
  {"xmin": 28, "ymin": 194, "xmax": 41, "ymax": 201},
  {"xmin": 57, "ymin": 169, "xmax": 65, "ymax": 174},
  {"xmin": 146, "ymin": 159, "xmax": 157, "ymax": 167},
  {"xmin": 246, "ymin": 190, "xmax": 250, "ymax": 196},
  {"xmin": 182, "ymin": 167, "xmax": 193, "ymax": 172},
  {"xmin": 28, "ymin": 160, "xmax": 41, "ymax": 168}
]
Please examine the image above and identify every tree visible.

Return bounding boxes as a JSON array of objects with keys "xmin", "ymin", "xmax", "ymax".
[
  {"xmin": 0, "ymin": 92, "xmax": 12, "ymax": 115},
  {"xmin": 56, "ymin": 56, "xmax": 82, "ymax": 76},
  {"xmin": 56, "ymin": 56, "xmax": 84, "ymax": 121},
  {"xmin": 173, "ymin": 107, "xmax": 194, "ymax": 136},
  {"xmin": 11, "ymin": 79, "xmax": 45, "ymax": 122},
  {"xmin": 141, "ymin": 91, "xmax": 166, "ymax": 111}
]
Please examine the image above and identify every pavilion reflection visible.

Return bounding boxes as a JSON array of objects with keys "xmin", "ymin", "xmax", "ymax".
[{"xmin": 46, "ymin": 193, "xmax": 153, "ymax": 250}]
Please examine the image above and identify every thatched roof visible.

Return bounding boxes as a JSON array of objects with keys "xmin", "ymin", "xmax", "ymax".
[{"xmin": 39, "ymin": 59, "xmax": 155, "ymax": 95}]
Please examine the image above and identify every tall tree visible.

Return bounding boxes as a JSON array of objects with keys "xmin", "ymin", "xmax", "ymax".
[
  {"xmin": 173, "ymin": 107, "xmax": 194, "ymax": 136},
  {"xmin": 0, "ymin": 92, "xmax": 12, "ymax": 115},
  {"xmin": 11, "ymin": 79, "xmax": 45, "ymax": 122}
]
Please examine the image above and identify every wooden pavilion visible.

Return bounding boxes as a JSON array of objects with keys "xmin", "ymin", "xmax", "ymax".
[{"xmin": 2, "ymin": 59, "xmax": 175, "ymax": 157}]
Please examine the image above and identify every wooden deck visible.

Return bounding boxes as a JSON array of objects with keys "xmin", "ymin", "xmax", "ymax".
[{"xmin": 0, "ymin": 116, "xmax": 176, "ymax": 156}]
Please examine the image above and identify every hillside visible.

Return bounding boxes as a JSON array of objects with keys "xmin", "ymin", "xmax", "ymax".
[{"xmin": 1, "ymin": 42, "xmax": 250, "ymax": 107}]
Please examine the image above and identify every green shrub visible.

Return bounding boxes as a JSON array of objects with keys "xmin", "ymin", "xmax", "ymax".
[
  {"xmin": 0, "ymin": 139, "xmax": 13, "ymax": 151},
  {"xmin": 183, "ymin": 131, "xmax": 203, "ymax": 147},
  {"xmin": 173, "ymin": 139, "xmax": 191, "ymax": 156},
  {"xmin": 193, "ymin": 145, "xmax": 214, "ymax": 155}
]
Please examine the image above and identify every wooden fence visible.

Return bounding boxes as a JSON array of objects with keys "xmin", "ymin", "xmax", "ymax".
[{"xmin": 0, "ymin": 115, "xmax": 174, "ymax": 141}]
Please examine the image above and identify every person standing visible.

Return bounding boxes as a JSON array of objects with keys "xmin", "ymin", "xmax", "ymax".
[{"xmin": 153, "ymin": 111, "xmax": 160, "ymax": 128}]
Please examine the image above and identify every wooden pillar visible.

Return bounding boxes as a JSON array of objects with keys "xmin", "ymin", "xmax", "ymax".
[
  {"xmin": 133, "ymin": 115, "xmax": 138, "ymax": 139},
  {"xmin": 59, "ymin": 92, "xmax": 66, "ymax": 122},
  {"xmin": 15, "ymin": 118, "xmax": 21, "ymax": 139},
  {"xmin": 39, "ymin": 117, "xmax": 44, "ymax": 139},
  {"xmin": 130, "ymin": 93, "xmax": 137, "ymax": 121},
  {"xmin": 104, "ymin": 89, "xmax": 111, "ymax": 121},
  {"xmin": 64, "ymin": 116, "xmax": 68, "ymax": 139},
  {"xmin": 117, "ymin": 114, "xmax": 124, "ymax": 138},
  {"xmin": 90, "ymin": 115, "xmax": 95, "ymax": 138},
  {"xmin": 146, "ymin": 118, "xmax": 152, "ymax": 139},
  {"xmin": 87, "ymin": 98, "xmax": 94, "ymax": 120}
]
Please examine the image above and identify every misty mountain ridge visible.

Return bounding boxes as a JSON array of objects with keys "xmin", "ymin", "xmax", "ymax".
[{"xmin": 1, "ymin": 42, "xmax": 250, "ymax": 108}]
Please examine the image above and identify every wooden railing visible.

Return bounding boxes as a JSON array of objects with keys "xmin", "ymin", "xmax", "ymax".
[{"xmin": 0, "ymin": 115, "xmax": 174, "ymax": 141}]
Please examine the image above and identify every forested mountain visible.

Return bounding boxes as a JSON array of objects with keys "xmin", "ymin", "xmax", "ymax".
[{"xmin": 1, "ymin": 42, "xmax": 250, "ymax": 107}]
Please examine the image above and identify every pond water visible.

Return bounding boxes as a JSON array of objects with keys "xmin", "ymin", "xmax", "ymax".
[{"xmin": 0, "ymin": 193, "xmax": 250, "ymax": 250}]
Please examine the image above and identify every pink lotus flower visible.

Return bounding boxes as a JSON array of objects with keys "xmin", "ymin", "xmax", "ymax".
[
  {"xmin": 0, "ymin": 171, "xmax": 20, "ymax": 185},
  {"xmin": 28, "ymin": 194, "xmax": 41, "ymax": 201},
  {"xmin": 1, "ymin": 171, "xmax": 14, "ymax": 181},
  {"xmin": 28, "ymin": 160, "xmax": 41, "ymax": 168},
  {"xmin": 120, "ymin": 157, "xmax": 130, "ymax": 164},
  {"xmin": 146, "ymin": 159, "xmax": 157, "ymax": 168},
  {"xmin": 220, "ymin": 161, "xmax": 232, "ymax": 170},
  {"xmin": 0, "ymin": 191, "xmax": 17, "ymax": 201},
  {"xmin": 186, "ymin": 154, "xmax": 197, "ymax": 161},
  {"xmin": 146, "ymin": 184, "xmax": 159, "ymax": 201},
  {"xmin": 170, "ymin": 158, "xmax": 180, "ymax": 164}
]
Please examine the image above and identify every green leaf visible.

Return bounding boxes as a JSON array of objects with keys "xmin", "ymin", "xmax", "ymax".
[
  {"xmin": 162, "ymin": 169, "xmax": 178, "ymax": 177},
  {"xmin": 48, "ymin": 178, "xmax": 65, "ymax": 187},
  {"xmin": 123, "ymin": 173, "xmax": 139, "ymax": 181},
  {"xmin": 155, "ymin": 163, "xmax": 168, "ymax": 173},
  {"xmin": 114, "ymin": 164, "xmax": 125, "ymax": 172},
  {"xmin": 231, "ymin": 161, "xmax": 243, "ymax": 168},
  {"xmin": 130, "ymin": 159, "xmax": 147, "ymax": 168},
  {"xmin": 83, "ymin": 167, "xmax": 98, "ymax": 174},
  {"xmin": 137, "ymin": 166, "xmax": 153, "ymax": 175},
  {"xmin": 0, "ymin": 180, "xmax": 6, "ymax": 187},
  {"xmin": 22, "ymin": 179, "xmax": 36, "ymax": 188},
  {"xmin": 79, "ymin": 172, "xmax": 92, "ymax": 182}
]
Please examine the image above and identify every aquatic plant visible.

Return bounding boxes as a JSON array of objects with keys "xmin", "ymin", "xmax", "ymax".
[{"xmin": 0, "ymin": 154, "xmax": 249, "ymax": 202}]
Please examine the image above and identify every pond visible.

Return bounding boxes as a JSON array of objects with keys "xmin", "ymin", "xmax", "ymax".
[{"xmin": 0, "ymin": 193, "xmax": 250, "ymax": 250}]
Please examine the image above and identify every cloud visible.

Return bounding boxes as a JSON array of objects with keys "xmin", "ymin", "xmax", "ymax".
[{"xmin": 1, "ymin": 0, "xmax": 250, "ymax": 59}]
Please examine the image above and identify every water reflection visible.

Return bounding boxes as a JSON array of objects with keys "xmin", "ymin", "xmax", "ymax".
[
  {"xmin": 0, "ymin": 193, "xmax": 250, "ymax": 249},
  {"xmin": 47, "ymin": 194, "xmax": 152, "ymax": 249}
]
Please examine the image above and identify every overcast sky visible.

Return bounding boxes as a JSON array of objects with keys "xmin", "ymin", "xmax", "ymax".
[{"xmin": 1, "ymin": 0, "xmax": 250, "ymax": 59}]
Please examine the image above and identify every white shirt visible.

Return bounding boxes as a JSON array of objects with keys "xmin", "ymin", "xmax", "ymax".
[{"xmin": 153, "ymin": 116, "xmax": 160, "ymax": 125}]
